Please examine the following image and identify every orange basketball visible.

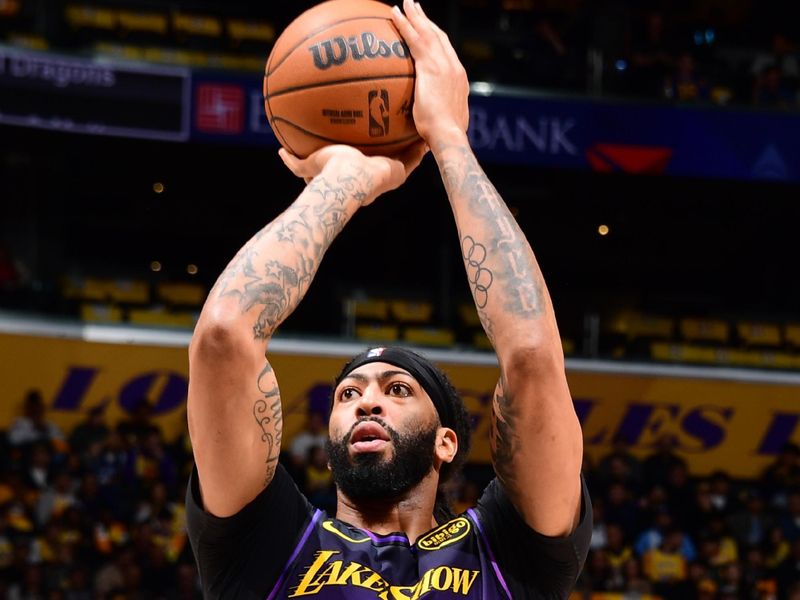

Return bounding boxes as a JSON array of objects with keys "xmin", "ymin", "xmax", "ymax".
[{"xmin": 263, "ymin": 0, "xmax": 419, "ymax": 158}]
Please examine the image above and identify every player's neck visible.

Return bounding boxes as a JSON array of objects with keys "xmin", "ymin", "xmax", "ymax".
[{"xmin": 334, "ymin": 471, "xmax": 439, "ymax": 544}]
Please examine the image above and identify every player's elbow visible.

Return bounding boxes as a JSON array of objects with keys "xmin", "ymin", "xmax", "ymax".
[
  {"xmin": 190, "ymin": 311, "xmax": 253, "ymax": 367},
  {"xmin": 499, "ymin": 339, "xmax": 565, "ymax": 379}
]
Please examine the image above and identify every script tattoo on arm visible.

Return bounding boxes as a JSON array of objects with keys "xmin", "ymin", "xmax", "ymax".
[
  {"xmin": 254, "ymin": 362, "xmax": 282, "ymax": 485},
  {"xmin": 440, "ymin": 146, "xmax": 544, "ymax": 329}
]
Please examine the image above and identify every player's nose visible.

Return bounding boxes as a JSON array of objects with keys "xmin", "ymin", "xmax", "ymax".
[{"xmin": 355, "ymin": 385, "xmax": 385, "ymax": 417}]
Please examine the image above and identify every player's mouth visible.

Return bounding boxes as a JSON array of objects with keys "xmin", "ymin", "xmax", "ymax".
[{"xmin": 349, "ymin": 421, "xmax": 391, "ymax": 453}]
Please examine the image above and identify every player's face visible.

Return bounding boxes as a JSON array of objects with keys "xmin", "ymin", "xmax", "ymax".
[
  {"xmin": 326, "ymin": 362, "xmax": 440, "ymax": 500},
  {"xmin": 329, "ymin": 362, "xmax": 438, "ymax": 449}
]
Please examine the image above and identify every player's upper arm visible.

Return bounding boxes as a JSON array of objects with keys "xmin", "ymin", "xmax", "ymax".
[
  {"xmin": 187, "ymin": 308, "xmax": 283, "ymax": 518},
  {"xmin": 492, "ymin": 346, "xmax": 583, "ymax": 537}
]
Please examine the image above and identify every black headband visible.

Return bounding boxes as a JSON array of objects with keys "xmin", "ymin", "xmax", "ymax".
[{"xmin": 334, "ymin": 347, "xmax": 456, "ymax": 431}]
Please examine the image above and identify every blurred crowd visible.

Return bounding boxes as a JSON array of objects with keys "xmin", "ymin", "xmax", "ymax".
[
  {"xmin": 464, "ymin": 1, "xmax": 800, "ymax": 109},
  {"xmin": 0, "ymin": 391, "xmax": 197, "ymax": 600},
  {"xmin": 5, "ymin": 390, "xmax": 800, "ymax": 599},
  {"xmin": 579, "ymin": 436, "xmax": 800, "ymax": 600}
]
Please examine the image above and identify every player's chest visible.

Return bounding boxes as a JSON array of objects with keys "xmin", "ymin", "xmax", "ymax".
[{"xmin": 275, "ymin": 516, "xmax": 504, "ymax": 599}]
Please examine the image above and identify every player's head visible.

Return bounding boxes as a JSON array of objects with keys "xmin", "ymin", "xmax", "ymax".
[{"xmin": 326, "ymin": 347, "xmax": 471, "ymax": 507}]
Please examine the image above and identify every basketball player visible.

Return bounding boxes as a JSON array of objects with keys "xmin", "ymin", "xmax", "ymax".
[{"xmin": 186, "ymin": 1, "xmax": 591, "ymax": 598}]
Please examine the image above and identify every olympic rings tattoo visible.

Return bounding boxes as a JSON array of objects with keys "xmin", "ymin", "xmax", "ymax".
[{"xmin": 462, "ymin": 236, "xmax": 494, "ymax": 308}]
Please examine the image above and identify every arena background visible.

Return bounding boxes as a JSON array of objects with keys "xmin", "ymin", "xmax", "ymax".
[{"xmin": 0, "ymin": 0, "xmax": 799, "ymax": 598}]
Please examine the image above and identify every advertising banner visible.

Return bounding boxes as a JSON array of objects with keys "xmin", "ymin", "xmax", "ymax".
[
  {"xmin": 3, "ymin": 329, "xmax": 800, "ymax": 478},
  {"xmin": 0, "ymin": 48, "xmax": 190, "ymax": 140},
  {"xmin": 189, "ymin": 71, "xmax": 800, "ymax": 183}
]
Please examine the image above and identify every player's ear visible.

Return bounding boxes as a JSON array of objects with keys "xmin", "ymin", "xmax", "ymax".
[{"xmin": 435, "ymin": 427, "xmax": 458, "ymax": 465}]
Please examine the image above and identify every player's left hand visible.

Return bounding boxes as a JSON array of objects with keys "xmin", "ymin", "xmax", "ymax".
[{"xmin": 278, "ymin": 142, "xmax": 428, "ymax": 204}]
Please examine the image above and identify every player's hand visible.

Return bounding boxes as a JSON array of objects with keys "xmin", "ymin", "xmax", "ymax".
[
  {"xmin": 391, "ymin": 0, "xmax": 469, "ymax": 145},
  {"xmin": 278, "ymin": 142, "xmax": 428, "ymax": 205}
]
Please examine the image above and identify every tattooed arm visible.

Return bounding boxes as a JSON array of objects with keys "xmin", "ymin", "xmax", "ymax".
[
  {"xmin": 393, "ymin": 1, "xmax": 583, "ymax": 537},
  {"xmin": 188, "ymin": 144, "xmax": 425, "ymax": 517}
]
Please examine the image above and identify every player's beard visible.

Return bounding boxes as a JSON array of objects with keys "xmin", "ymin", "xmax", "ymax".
[{"xmin": 326, "ymin": 416, "xmax": 438, "ymax": 501}]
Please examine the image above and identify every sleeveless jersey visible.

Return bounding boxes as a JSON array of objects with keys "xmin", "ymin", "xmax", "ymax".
[{"xmin": 267, "ymin": 509, "xmax": 512, "ymax": 600}]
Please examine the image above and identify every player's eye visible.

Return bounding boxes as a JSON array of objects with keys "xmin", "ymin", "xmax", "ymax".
[
  {"xmin": 388, "ymin": 383, "xmax": 411, "ymax": 397},
  {"xmin": 340, "ymin": 388, "xmax": 360, "ymax": 401}
]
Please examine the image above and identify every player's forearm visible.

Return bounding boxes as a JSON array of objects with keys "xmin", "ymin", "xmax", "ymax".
[
  {"xmin": 198, "ymin": 157, "xmax": 377, "ymax": 343},
  {"xmin": 432, "ymin": 131, "xmax": 562, "ymax": 363}
]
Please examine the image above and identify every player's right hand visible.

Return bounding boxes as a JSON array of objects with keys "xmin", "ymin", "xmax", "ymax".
[
  {"xmin": 391, "ymin": 0, "xmax": 469, "ymax": 146},
  {"xmin": 278, "ymin": 142, "xmax": 428, "ymax": 205}
]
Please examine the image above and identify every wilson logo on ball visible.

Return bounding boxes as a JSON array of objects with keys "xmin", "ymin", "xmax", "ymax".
[{"xmin": 308, "ymin": 32, "xmax": 409, "ymax": 70}]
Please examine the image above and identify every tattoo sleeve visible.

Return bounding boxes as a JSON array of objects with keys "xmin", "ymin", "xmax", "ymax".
[
  {"xmin": 211, "ymin": 164, "xmax": 373, "ymax": 339},
  {"xmin": 205, "ymin": 161, "xmax": 374, "ymax": 483},
  {"xmin": 435, "ymin": 142, "xmax": 557, "ymax": 494},
  {"xmin": 437, "ymin": 143, "xmax": 546, "ymax": 340}
]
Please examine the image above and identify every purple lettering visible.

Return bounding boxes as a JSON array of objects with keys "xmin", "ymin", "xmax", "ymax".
[
  {"xmin": 119, "ymin": 371, "xmax": 188, "ymax": 415},
  {"xmin": 757, "ymin": 413, "xmax": 800, "ymax": 455},
  {"xmin": 51, "ymin": 366, "xmax": 100, "ymax": 410},
  {"xmin": 680, "ymin": 406, "xmax": 733, "ymax": 452}
]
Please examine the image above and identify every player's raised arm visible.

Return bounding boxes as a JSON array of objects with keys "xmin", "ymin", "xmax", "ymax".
[
  {"xmin": 187, "ymin": 144, "xmax": 426, "ymax": 517},
  {"xmin": 392, "ymin": 1, "xmax": 583, "ymax": 536}
]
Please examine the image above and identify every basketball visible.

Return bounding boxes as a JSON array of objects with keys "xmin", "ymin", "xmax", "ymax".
[{"xmin": 263, "ymin": 0, "xmax": 419, "ymax": 158}]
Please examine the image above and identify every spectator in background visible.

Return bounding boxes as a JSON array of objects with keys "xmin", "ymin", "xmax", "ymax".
[
  {"xmin": 623, "ymin": 557, "xmax": 653, "ymax": 595},
  {"xmin": 24, "ymin": 442, "xmax": 54, "ymax": 491},
  {"xmin": 604, "ymin": 522, "xmax": 634, "ymax": 571},
  {"xmin": 303, "ymin": 446, "xmax": 335, "ymax": 513},
  {"xmin": 642, "ymin": 434, "xmax": 687, "ymax": 490},
  {"xmin": 35, "ymin": 470, "xmax": 77, "ymax": 527},
  {"xmin": 635, "ymin": 509, "xmax": 697, "ymax": 562},
  {"xmin": 751, "ymin": 33, "xmax": 799, "ymax": 82},
  {"xmin": 780, "ymin": 491, "xmax": 800, "ymax": 542},
  {"xmin": 117, "ymin": 399, "xmax": 161, "ymax": 446},
  {"xmin": 777, "ymin": 540, "xmax": 800, "ymax": 598},
  {"xmin": 687, "ymin": 480, "xmax": 727, "ymax": 537},
  {"xmin": 727, "ymin": 488, "xmax": 774, "ymax": 549},
  {"xmin": 642, "ymin": 527, "xmax": 692, "ymax": 599},
  {"xmin": 630, "ymin": 10, "xmax": 676, "ymax": 97},
  {"xmin": 287, "ymin": 411, "xmax": 327, "ymax": 472},
  {"xmin": 709, "ymin": 470, "xmax": 734, "ymax": 515},
  {"xmin": 762, "ymin": 443, "xmax": 800, "ymax": 508},
  {"xmin": 664, "ymin": 52, "xmax": 711, "ymax": 102},
  {"xmin": 590, "ymin": 498, "xmax": 608, "ymax": 550},
  {"xmin": 8, "ymin": 390, "xmax": 65, "ymax": 449},
  {"xmin": 597, "ymin": 433, "xmax": 642, "ymax": 491},
  {"xmin": 605, "ymin": 481, "xmax": 639, "ymax": 539},
  {"xmin": 742, "ymin": 546, "xmax": 772, "ymax": 596},
  {"xmin": 666, "ymin": 462, "xmax": 694, "ymax": 525},
  {"xmin": 67, "ymin": 405, "xmax": 109, "ymax": 458},
  {"xmin": 131, "ymin": 430, "xmax": 178, "ymax": 496},
  {"xmin": 764, "ymin": 524, "xmax": 791, "ymax": 571},
  {"xmin": 754, "ymin": 65, "xmax": 796, "ymax": 109}
]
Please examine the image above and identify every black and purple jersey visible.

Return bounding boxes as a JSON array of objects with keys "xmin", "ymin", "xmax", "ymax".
[{"xmin": 187, "ymin": 465, "xmax": 591, "ymax": 599}]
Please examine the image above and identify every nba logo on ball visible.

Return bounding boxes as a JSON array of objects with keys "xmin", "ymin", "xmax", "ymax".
[{"xmin": 368, "ymin": 89, "xmax": 390, "ymax": 137}]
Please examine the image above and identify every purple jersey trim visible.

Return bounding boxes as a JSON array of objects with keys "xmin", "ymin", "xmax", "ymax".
[
  {"xmin": 266, "ymin": 509, "xmax": 322, "ymax": 600},
  {"xmin": 361, "ymin": 528, "xmax": 410, "ymax": 545},
  {"xmin": 467, "ymin": 508, "xmax": 513, "ymax": 600}
]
